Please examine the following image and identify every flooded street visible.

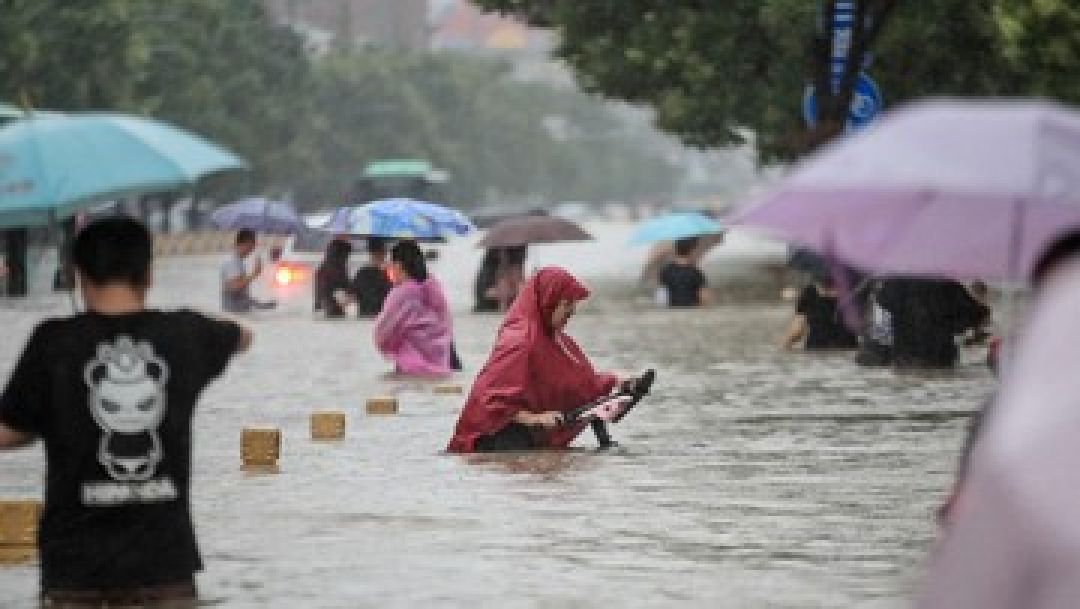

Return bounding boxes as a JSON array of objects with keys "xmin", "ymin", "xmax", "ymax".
[{"xmin": 0, "ymin": 223, "xmax": 992, "ymax": 608}]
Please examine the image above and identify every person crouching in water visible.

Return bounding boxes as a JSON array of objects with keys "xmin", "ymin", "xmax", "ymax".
[
  {"xmin": 447, "ymin": 267, "xmax": 624, "ymax": 452},
  {"xmin": 373, "ymin": 240, "xmax": 454, "ymax": 376}
]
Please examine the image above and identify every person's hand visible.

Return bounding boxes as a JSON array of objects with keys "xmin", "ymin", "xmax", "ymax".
[
  {"xmin": 530, "ymin": 411, "xmax": 564, "ymax": 429},
  {"xmin": 251, "ymin": 258, "xmax": 263, "ymax": 277}
]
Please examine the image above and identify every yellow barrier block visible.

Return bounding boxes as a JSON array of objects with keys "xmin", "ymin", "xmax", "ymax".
[
  {"xmin": 365, "ymin": 397, "xmax": 399, "ymax": 415},
  {"xmin": 433, "ymin": 383, "xmax": 463, "ymax": 395},
  {"xmin": 311, "ymin": 411, "xmax": 347, "ymax": 440},
  {"xmin": 0, "ymin": 500, "xmax": 40, "ymax": 547},
  {"xmin": 241, "ymin": 427, "xmax": 281, "ymax": 471},
  {"xmin": 0, "ymin": 547, "xmax": 36, "ymax": 564}
]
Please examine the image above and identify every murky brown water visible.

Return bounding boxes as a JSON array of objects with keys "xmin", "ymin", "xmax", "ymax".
[{"xmin": 0, "ymin": 224, "xmax": 992, "ymax": 608}]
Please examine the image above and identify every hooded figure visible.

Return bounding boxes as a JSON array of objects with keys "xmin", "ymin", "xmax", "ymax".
[
  {"xmin": 447, "ymin": 267, "xmax": 619, "ymax": 453},
  {"xmin": 315, "ymin": 239, "xmax": 352, "ymax": 317},
  {"xmin": 373, "ymin": 241, "xmax": 453, "ymax": 376}
]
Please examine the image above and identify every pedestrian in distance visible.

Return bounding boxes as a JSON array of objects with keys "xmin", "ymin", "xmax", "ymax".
[
  {"xmin": 314, "ymin": 238, "xmax": 353, "ymax": 318},
  {"xmin": 656, "ymin": 237, "xmax": 713, "ymax": 307},
  {"xmin": 220, "ymin": 229, "xmax": 276, "ymax": 313}
]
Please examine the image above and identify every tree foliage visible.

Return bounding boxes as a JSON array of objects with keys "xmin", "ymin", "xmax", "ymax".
[
  {"xmin": 0, "ymin": 0, "xmax": 677, "ymax": 209},
  {"xmin": 473, "ymin": 0, "xmax": 1080, "ymax": 162}
]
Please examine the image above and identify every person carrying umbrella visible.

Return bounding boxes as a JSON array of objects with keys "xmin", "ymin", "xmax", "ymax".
[
  {"xmin": 446, "ymin": 267, "xmax": 630, "ymax": 452},
  {"xmin": 656, "ymin": 237, "xmax": 713, "ymax": 307},
  {"xmin": 473, "ymin": 215, "xmax": 592, "ymax": 313},
  {"xmin": 474, "ymin": 245, "xmax": 528, "ymax": 312},
  {"xmin": 220, "ymin": 230, "xmax": 276, "ymax": 313}
]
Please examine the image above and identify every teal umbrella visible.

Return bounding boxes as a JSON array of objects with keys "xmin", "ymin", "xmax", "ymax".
[
  {"xmin": 0, "ymin": 103, "xmax": 23, "ymax": 124},
  {"xmin": 629, "ymin": 212, "xmax": 725, "ymax": 245},
  {"xmin": 0, "ymin": 113, "xmax": 246, "ymax": 228},
  {"xmin": 0, "ymin": 103, "xmax": 63, "ymax": 125}
]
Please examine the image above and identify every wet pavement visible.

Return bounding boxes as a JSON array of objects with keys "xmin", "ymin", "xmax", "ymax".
[{"xmin": 0, "ymin": 222, "xmax": 993, "ymax": 608}]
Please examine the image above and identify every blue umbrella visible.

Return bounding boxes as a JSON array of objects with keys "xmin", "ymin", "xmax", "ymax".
[
  {"xmin": 210, "ymin": 197, "xmax": 303, "ymax": 234},
  {"xmin": 321, "ymin": 198, "xmax": 474, "ymax": 239},
  {"xmin": 629, "ymin": 212, "xmax": 725, "ymax": 245},
  {"xmin": 0, "ymin": 113, "xmax": 246, "ymax": 228}
]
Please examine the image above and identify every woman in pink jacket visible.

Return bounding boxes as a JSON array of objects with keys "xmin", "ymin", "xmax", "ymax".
[{"xmin": 373, "ymin": 241, "xmax": 454, "ymax": 376}]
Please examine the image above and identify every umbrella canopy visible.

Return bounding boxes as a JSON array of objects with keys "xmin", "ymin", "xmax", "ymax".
[
  {"xmin": 0, "ymin": 113, "xmax": 246, "ymax": 228},
  {"xmin": 477, "ymin": 215, "xmax": 592, "ymax": 248},
  {"xmin": 210, "ymin": 197, "xmax": 303, "ymax": 235},
  {"xmin": 629, "ymin": 212, "xmax": 725, "ymax": 245},
  {"xmin": 320, "ymin": 198, "xmax": 474, "ymax": 240},
  {"xmin": 732, "ymin": 98, "xmax": 1080, "ymax": 281}
]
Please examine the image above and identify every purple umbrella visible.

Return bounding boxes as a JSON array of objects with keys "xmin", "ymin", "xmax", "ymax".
[
  {"xmin": 732, "ymin": 98, "xmax": 1080, "ymax": 281},
  {"xmin": 210, "ymin": 197, "xmax": 303, "ymax": 235}
]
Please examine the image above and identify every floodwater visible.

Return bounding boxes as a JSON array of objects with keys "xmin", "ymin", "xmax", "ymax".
[{"xmin": 0, "ymin": 222, "xmax": 992, "ymax": 608}]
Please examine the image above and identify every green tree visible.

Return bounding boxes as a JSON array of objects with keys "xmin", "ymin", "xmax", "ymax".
[
  {"xmin": 472, "ymin": 1, "xmax": 1065, "ymax": 162},
  {"xmin": 0, "ymin": 0, "xmax": 678, "ymax": 210}
]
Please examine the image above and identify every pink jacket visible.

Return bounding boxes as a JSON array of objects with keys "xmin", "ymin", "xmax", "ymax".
[{"xmin": 373, "ymin": 277, "xmax": 453, "ymax": 376}]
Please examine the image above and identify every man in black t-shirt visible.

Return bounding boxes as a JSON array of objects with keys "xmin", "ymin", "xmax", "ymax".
[
  {"xmin": 0, "ymin": 218, "xmax": 251, "ymax": 606},
  {"xmin": 658, "ymin": 237, "xmax": 712, "ymax": 307}
]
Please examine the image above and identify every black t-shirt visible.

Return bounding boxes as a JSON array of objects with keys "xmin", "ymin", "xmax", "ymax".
[
  {"xmin": 796, "ymin": 285, "xmax": 858, "ymax": 349},
  {"xmin": 352, "ymin": 265, "xmax": 392, "ymax": 316},
  {"xmin": 877, "ymin": 278, "xmax": 989, "ymax": 367},
  {"xmin": 0, "ymin": 310, "xmax": 242, "ymax": 591},
  {"xmin": 659, "ymin": 262, "xmax": 707, "ymax": 307}
]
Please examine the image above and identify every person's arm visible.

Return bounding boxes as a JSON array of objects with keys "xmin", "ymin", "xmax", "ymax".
[
  {"xmin": 782, "ymin": 314, "xmax": 808, "ymax": 350},
  {"xmin": 0, "ymin": 422, "xmax": 33, "ymax": 449},
  {"xmin": 191, "ymin": 313, "xmax": 252, "ymax": 380},
  {"xmin": 0, "ymin": 326, "xmax": 47, "ymax": 449},
  {"xmin": 696, "ymin": 269, "xmax": 713, "ymax": 306},
  {"xmin": 513, "ymin": 410, "xmax": 562, "ymax": 428}
]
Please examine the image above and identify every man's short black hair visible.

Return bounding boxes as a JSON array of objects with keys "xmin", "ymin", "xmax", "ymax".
[
  {"xmin": 72, "ymin": 216, "xmax": 153, "ymax": 287},
  {"xmin": 391, "ymin": 240, "xmax": 428, "ymax": 282},
  {"xmin": 367, "ymin": 236, "xmax": 388, "ymax": 255},
  {"xmin": 236, "ymin": 229, "xmax": 257, "ymax": 245},
  {"xmin": 674, "ymin": 237, "xmax": 699, "ymax": 257}
]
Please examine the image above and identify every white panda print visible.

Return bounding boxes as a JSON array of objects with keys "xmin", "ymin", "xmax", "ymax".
[{"xmin": 83, "ymin": 336, "xmax": 170, "ymax": 483}]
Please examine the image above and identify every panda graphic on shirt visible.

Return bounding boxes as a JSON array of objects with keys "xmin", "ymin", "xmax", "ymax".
[{"xmin": 81, "ymin": 336, "xmax": 177, "ymax": 505}]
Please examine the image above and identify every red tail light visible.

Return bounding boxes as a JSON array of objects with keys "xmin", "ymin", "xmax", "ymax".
[
  {"xmin": 273, "ymin": 263, "xmax": 308, "ymax": 286},
  {"xmin": 274, "ymin": 267, "xmax": 294, "ymax": 286}
]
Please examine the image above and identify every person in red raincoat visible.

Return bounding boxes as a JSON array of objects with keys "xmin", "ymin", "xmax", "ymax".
[{"xmin": 448, "ymin": 267, "xmax": 624, "ymax": 452}]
